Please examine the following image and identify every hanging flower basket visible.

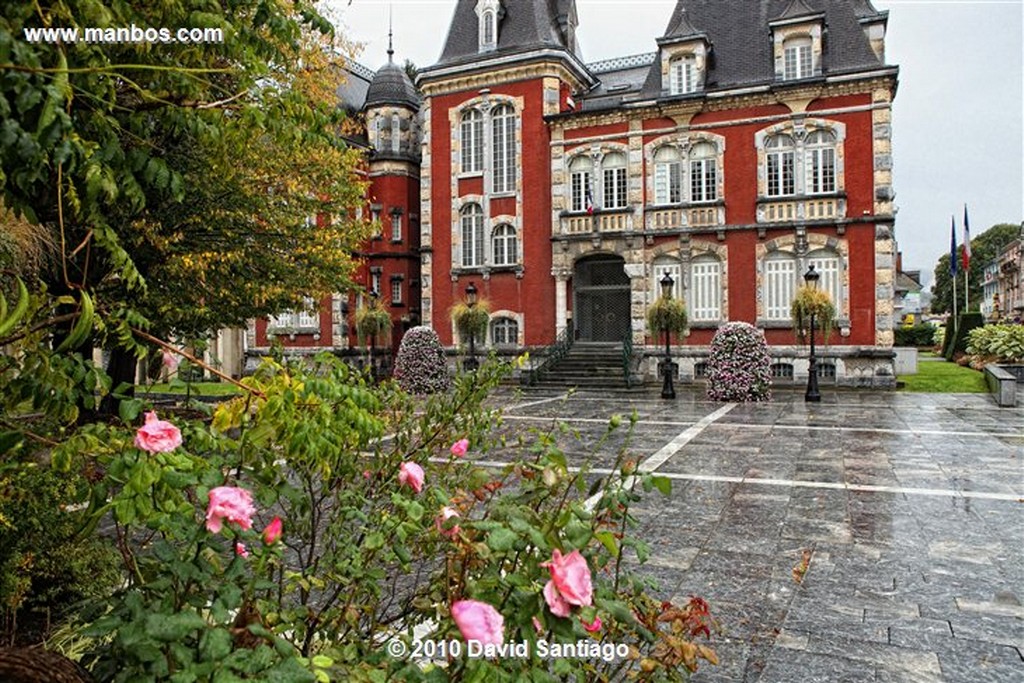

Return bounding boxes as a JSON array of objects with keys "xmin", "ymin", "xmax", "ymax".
[
  {"xmin": 450, "ymin": 300, "xmax": 491, "ymax": 340},
  {"xmin": 355, "ymin": 302, "xmax": 392, "ymax": 346},
  {"xmin": 791, "ymin": 285, "xmax": 836, "ymax": 344},
  {"xmin": 646, "ymin": 296, "xmax": 688, "ymax": 337}
]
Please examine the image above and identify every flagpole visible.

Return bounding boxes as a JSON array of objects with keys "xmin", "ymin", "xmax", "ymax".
[
  {"xmin": 952, "ymin": 272, "xmax": 958, "ymax": 334},
  {"xmin": 964, "ymin": 270, "xmax": 969, "ymax": 312}
]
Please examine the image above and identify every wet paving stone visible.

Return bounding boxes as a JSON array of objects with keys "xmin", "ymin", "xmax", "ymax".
[{"xmin": 488, "ymin": 387, "xmax": 1024, "ymax": 682}]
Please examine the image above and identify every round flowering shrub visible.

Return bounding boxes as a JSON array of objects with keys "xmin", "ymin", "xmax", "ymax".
[
  {"xmin": 706, "ymin": 322, "xmax": 772, "ymax": 402},
  {"xmin": 394, "ymin": 325, "xmax": 451, "ymax": 394}
]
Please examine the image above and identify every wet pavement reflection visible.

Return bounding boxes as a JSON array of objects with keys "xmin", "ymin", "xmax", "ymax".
[{"xmin": 488, "ymin": 387, "xmax": 1024, "ymax": 682}]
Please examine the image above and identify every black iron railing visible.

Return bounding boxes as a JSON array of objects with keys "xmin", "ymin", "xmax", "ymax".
[{"xmin": 523, "ymin": 320, "xmax": 575, "ymax": 385}]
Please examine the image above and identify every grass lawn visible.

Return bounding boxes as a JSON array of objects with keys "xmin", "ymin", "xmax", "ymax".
[
  {"xmin": 137, "ymin": 382, "xmax": 242, "ymax": 397},
  {"xmin": 899, "ymin": 358, "xmax": 988, "ymax": 393}
]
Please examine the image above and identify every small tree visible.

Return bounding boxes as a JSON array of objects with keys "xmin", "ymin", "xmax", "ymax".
[
  {"xmin": 355, "ymin": 299, "xmax": 393, "ymax": 347},
  {"xmin": 705, "ymin": 322, "xmax": 772, "ymax": 402},
  {"xmin": 791, "ymin": 285, "xmax": 836, "ymax": 344},
  {"xmin": 394, "ymin": 326, "xmax": 451, "ymax": 394}
]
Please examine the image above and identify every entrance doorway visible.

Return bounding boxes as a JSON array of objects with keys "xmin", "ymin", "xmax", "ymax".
[{"xmin": 573, "ymin": 254, "xmax": 631, "ymax": 342}]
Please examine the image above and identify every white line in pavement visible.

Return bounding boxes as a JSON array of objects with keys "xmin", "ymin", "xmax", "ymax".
[
  {"xmin": 498, "ymin": 414, "xmax": 1022, "ymax": 440},
  {"xmin": 502, "ymin": 394, "xmax": 570, "ymax": 411},
  {"xmin": 583, "ymin": 403, "xmax": 737, "ymax": 510},
  {"xmin": 456, "ymin": 460, "xmax": 1023, "ymax": 502}
]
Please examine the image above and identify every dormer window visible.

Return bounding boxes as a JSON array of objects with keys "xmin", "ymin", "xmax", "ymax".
[
  {"xmin": 783, "ymin": 36, "xmax": 813, "ymax": 80},
  {"xmin": 476, "ymin": 0, "xmax": 502, "ymax": 52},
  {"xmin": 669, "ymin": 55, "xmax": 698, "ymax": 95}
]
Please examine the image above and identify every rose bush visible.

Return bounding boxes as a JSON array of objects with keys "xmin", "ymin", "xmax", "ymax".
[{"xmin": 6, "ymin": 347, "xmax": 716, "ymax": 680}]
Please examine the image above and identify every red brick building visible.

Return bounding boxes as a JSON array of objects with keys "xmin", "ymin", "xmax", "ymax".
[
  {"xmin": 417, "ymin": 0, "xmax": 899, "ymax": 386},
  {"xmin": 244, "ymin": 0, "xmax": 900, "ymax": 387}
]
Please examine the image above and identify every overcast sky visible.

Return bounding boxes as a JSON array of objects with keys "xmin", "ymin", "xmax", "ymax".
[{"xmin": 330, "ymin": 0, "xmax": 1023, "ymax": 282}]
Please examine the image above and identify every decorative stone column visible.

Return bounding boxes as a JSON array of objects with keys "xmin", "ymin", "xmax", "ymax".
[{"xmin": 552, "ymin": 267, "xmax": 570, "ymax": 335}]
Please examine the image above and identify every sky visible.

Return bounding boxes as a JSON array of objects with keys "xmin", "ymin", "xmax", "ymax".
[{"xmin": 329, "ymin": 0, "xmax": 1023, "ymax": 284}]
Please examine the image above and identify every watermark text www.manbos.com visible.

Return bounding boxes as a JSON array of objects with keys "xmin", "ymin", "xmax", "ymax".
[{"xmin": 23, "ymin": 25, "xmax": 225, "ymax": 45}]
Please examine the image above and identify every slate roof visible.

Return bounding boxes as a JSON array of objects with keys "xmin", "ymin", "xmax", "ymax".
[
  {"xmin": 432, "ymin": 0, "xmax": 581, "ymax": 69},
  {"xmin": 336, "ymin": 59, "xmax": 373, "ymax": 113},
  {"xmin": 637, "ymin": 0, "xmax": 887, "ymax": 97},
  {"xmin": 364, "ymin": 58, "xmax": 421, "ymax": 110}
]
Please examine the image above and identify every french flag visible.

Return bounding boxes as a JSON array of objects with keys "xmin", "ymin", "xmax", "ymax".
[{"xmin": 585, "ymin": 186, "xmax": 594, "ymax": 214}]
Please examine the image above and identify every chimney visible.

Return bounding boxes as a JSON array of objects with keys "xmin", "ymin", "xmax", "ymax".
[{"xmin": 896, "ymin": 251, "xmax": 903, "ymax": 274}]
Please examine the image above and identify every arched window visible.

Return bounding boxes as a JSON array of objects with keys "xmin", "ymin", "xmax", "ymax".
[
  {"xmin": 460, "ymin": 204, "xmax": 484, "ymax": 267},
  {"xmin": 764, "ymin": 251, "xmax": 797, "ymax": 320},
  {"xmin": 390, "ymin": 114, "xmax": 401, "ymax": 153},
  {"xmin": 492, "ymin": 224, "xmax": 517, "ymax": 266},
  {"xmin": 651, "ymin": 256, "xmax": 682, "ymax": 300},
  {"xmin": 689, "ymin": 142, "xmax": 717, "ymax": 203},
  {"xmin": 460, "ymin": 109, "xmax": 483, "ymax": 173},
  {"xmin": 690, "ymin": 254, "xmax": 722, "ymax": 321},
  {"xmin": 491, "ymin": 104, "xmax": 516, "ymax": 194},
  {"xmin": 669, "ymin": 55, "xmax": 697, "ymax": 95},
  {"xmin": 491, "ymin": 317, "xmax": 518, "ymax": 346},
  {"xmin": 602, "ymin": 152, "xmax": 627, "ymax": 209},
  {"xmin": 806, "ymin": 130, "xmax": 836, "ymax": 194},
  {"xmin": 482, "ymin": 10, "xmax": 495, "ymax": 47},
  {"xmin": 766, "ymin": 134, "xmax": 795, "ymax": 197},
  {"xmin": 807, "ymin": 249, "xmax": 841, "ymax": 312},
  {"xmin": 653, "ymin": 147, "xmax": 682, "ymax": 205},
  {"xmin": 783, "ymin": 36, "xmax": 813, "ymax": 80},
  {"xmin": 569, "ymin": 156, "xmax": 593, "ymax": 212}
]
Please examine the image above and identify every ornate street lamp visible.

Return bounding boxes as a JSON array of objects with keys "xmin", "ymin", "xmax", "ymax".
[
  {"xmin": 803, "ymin": 265, "xmax": 821, "ymax": 403},
  {"xmin": 660, "ymin": 272, "xmax": 676, "ymax": 400},
  {"xmin": 464, "ymin": 281, "xmax": 479, "ymax": 372}
]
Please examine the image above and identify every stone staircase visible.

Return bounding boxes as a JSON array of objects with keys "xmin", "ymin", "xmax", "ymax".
[{"xmin": 531, "ymin": 342, "xmax": 646, "ymax": 391}]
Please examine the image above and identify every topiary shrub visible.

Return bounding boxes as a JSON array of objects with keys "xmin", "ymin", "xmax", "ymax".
[
  {"xmin": 895, "ymin": 323, "xmax": 939, "ymax": 347},
  {"xmin": 705, "ymin": 322, "xmax": 772, "ymax": 402},
  {"xmin": 393, "ymin": 325, "xmax": 451, "ymax": 394},
  {"xmin": 943, "ymin": 312, "xmax": 985, "ymax": 361}
]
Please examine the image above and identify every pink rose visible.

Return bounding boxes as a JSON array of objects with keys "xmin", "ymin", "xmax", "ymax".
[
  {"xmin": 398, "ymin": 462, "xmax": 425, "ymax": 494},
  {"xmin": 435, "ymin": 506, "xmax": 461, "ymax": 538},
  {"xmin": 450, "ymin": 438, "xmax": 469, "ymax": 458},
  {"xmin": 532, "ymin": 616, "xmax": 544, "ymax": 634},
  {"xmin": 451, "ymin": 600, "xmax": 504, "ymax": 646},
  {"xmin": 263, "ymin": 516, "xmax": 283, "ymax": 545},
  {"xmin": 205, "ymin": 486, "xmax": 255, "ymax": 533},
  {"xmin": 134, "ymin": 411, "xmax": 183, "ymax": 454},
  {"xmin": 161, "ymin": 350, "xmax": 179, "ymax": 371},
  {"xmin": 543, "ymin": 580, "xmax": 571, "ymax": 617},
  {"xmin": 235, "ymin": 542, "xmax": 249, "ymax": 558},
  {"xmin": 543, "ymin": 549, "xmax": 593, "ymax": 607},
  {"xmin": 581, "ymin": 615, "xmax": 602, "ymax": 632}
]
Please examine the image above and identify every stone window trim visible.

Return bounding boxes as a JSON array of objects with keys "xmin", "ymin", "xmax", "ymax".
[
  {"xmin": 769, "ymin": 19, "xmax": 825, "ymax": 83},
  {"xmin": 451, "ymin": 94, "xmax": 522, "ymax": 185},
  {"xmin": 475, "ymin": 0, "xmax": 503, "ymax": 53},
  {"xmin": 564, "ymin": 142, "xmax": 631, "ymax": 212},
  {"xmin": 648, "ymin": 240, "xmax": 728, "ymax": 324},
  {"xmin": 643, "ymin": 133, "xmax": 726, "ymax": 207},
  {"xmin": 657, "ymin": 39, "xmax": 710, "ymax": 98},
  {"xmin": 487, "ymin": 309, "xmax": 523, "ymax": 348},
  {"xmin": 755, "ymin": 234, "xmax": 851, "ymax": 327},
  {"xmin": 754, "ymin": 119, "xmax": 846, "ymax": 200}
]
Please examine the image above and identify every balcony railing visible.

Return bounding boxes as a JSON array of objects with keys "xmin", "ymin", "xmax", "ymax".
[
  {"xmin": 645, "ymin": 204, "xmax": 724, "ymax": 231},
  {"xmin": 757, "ymin": 195, "xmax": 846, "ymax": 223},
  {"xmin": 560, "ymin": 209, "xmax": 633, "ymax": 235}
]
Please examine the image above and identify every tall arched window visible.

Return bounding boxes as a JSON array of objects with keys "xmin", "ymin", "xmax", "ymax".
[
  {"xmin": 651, "ymin": 256, "xmax": 682, "ymax": 300},
  {"xmin": 492, "ymin": 223, "xmax": 517, "ymax": 266},
  {"xmin": 669, "ymin": 55, "xmax": 697, "ymax": 95},
  {"xmin": 460, "ymin": 204, "xmax": 484, "ymax": 267},
  {"xmin": 806, "ymin": 130, "xmax": 836, "ymax": 194},
  {"xmin": 764, "ymin": 251, "xmax": 797, "ymax": 320},
  {"xmin": 491, "ymin": 317, "xmax": 518, "ymax": 347},
  {"xmin": 481, "ymin": 9, "xmax": 495, "ymax": 47},
  {"xmin": 390, "ymin": 114, "xmax": 401, "ymax": 153},
  {"xmin": 766, "ymin": 134, "xmax": 795, "ymax": 197},
  {"xmin": 602, "ymin": 152, "xmax": 627, "ymax": 209},
  {"xmin": 460, "ymin": 109, "xmax": 483, "ymax": 173},
  {"xmin": 653, "ymin": 147, "xmax": 682, "ymax": 205},
  {"xmin": 807, "ymin": 249, "xmax": 841, "ymax": 312},
  {"xmin": 783, "ymin": 36, "xmax": 813, "ymax": 80},
  {"xmin": 491, "ymin": 104, "xmax": 516, "ymax": 194},
  {"xmin": 569, "ymin": 156, "xmax": 593, "ymax": 212},
  {"xmin": 689, "ymin": 142, "xmax": 717, "ymax": 203},
  {"xmin": 690, "ymin": 254, "xmax": 722, "ymax": 321}
]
